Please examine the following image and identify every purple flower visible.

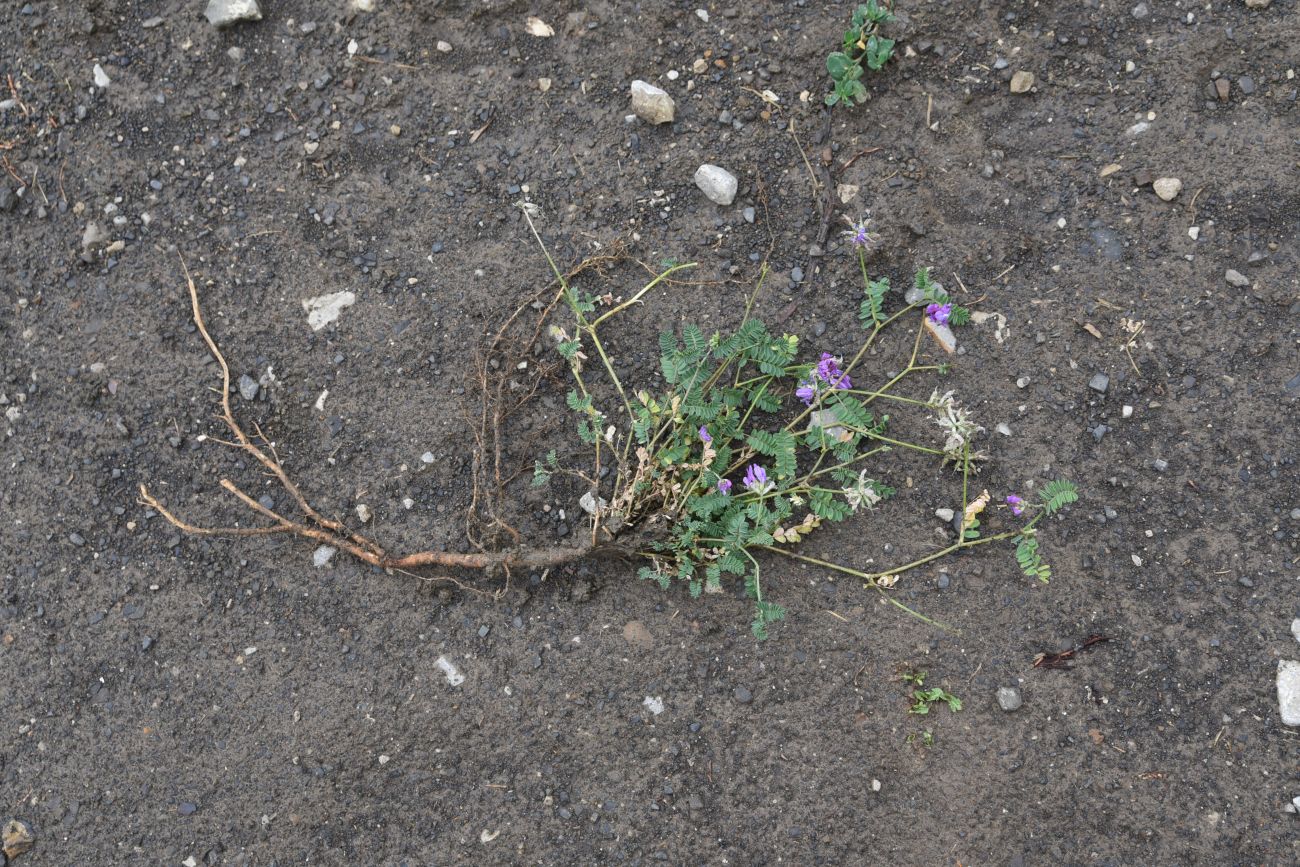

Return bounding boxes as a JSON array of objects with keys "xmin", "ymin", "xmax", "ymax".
[
  {"xmin": 742, "ymin": 463, "xmax": 772, "ymax": 494},
  {"xmin": 1006, "ymin": 494, "xmax": 1025, "ymax": 517},
  {"xmin": 699, "ymin": 425, "xmax": 712, "ymax": 444},
  {"xmin": 815, "ymin": 352, "xmax": 852, "ymax": 390},
  {"xmin": 717, "ymin": 478, "xmax": 733, "ymax": 495},
  {"xmin": 795, "ymin": 380, "xmax": 817, "ymax": 406},
  {"xmin": 845, "ymin": 218, "xmax": 877, "ymax": 250},
  {"xmin": 926, "ymin": 303, "xmax": 953, "ymax": 326}
]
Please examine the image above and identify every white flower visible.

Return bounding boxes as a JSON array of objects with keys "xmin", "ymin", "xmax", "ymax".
[{"xmin": 842, "ymin": 471, "xmax": 883, "ymax": 512}]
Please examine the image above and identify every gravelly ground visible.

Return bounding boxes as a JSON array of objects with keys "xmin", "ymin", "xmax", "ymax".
[{"xmin": 1, "ymin": 0, "xmax": 1298, "ymax": 864}]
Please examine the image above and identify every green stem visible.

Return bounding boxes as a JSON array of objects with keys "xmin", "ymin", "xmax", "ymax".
[{"xmin": 591, "ymin": 263, "xmax": 698, "ymax": 327}]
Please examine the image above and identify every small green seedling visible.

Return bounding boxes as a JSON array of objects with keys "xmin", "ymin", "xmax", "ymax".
[
  {"xmin": 826, "ymin": 2, "xmax": 897, "ymax": 107},
  {"xmin": 903, "ymin": 670, "xmax": 962, "ymax": 714}
]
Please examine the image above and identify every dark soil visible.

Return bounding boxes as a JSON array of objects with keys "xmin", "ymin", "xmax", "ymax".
[{"xmin": 2, "ymin": 1, "xmax": 1298, "ymax": 864}]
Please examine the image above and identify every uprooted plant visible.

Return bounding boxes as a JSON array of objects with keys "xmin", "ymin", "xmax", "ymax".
[{"xmin": 140, "ymin": 210, "xmax": 1076, "ymax": 638}]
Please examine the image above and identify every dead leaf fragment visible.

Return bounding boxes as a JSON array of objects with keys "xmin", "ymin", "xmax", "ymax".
[
  {"xmin": 524, "ymin": 16, "xmax": 554, "ymax": 37},
  {"xmin": 962, "ymin": 489, "xmax": 990, "ymax": 530},
  {"xmin": 1082, "ymin": 322, "xmax": 1104, "ymax": 340},
  {"xmin": 1099, "ymin": 163, "xmax": 1122, "ymax": 177}
]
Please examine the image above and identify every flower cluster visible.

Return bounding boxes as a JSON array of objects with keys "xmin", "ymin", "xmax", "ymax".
[
  {"xmin": 742, "ymin": 464, "xmax": 774, "ymax": 495},
  {"xmin": 842, "ymin": 470, "xmax": 883, "ymax": 512},
  {"xmin": 1006, "ymin": 494, "xmax": 1024, "ymax": 517},
  {"xmin": 925, "ymin": 302, "xmax": 952, "ymax": 326},
  {"xmin": 929, "ymin": 389, "xmax": 984, "ymax": 464},
  {"xmin": 844, "ymin": 217, "xmax": 880, "ymax": 250},
  {"xmin": 797, "ymin": 353, "xmax": 853, "ymax": 406}
]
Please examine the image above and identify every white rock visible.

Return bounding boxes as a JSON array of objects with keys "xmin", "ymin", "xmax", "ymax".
[
  {"xmin": 524, "ymin": 16, "xmax": 554, "ymax": 37},
  {"xmin": 436, "ymin": 40, "xmax": 453, "ymax": 53},
  {"xmin": 694, "ymin": 164, "xmax": 737, "ymax": 205},
  {"xmin": 350, "ymin": 0, "xmax": 376, "ymax": 11},
  {"xmin": 995, "ymin": 422, "xmax": 1013, "ymax": 437},
  {"xmin": 205, "ymin": 0, "xmax": 262, "ymax": 28},
  {"xmin": 630, "ymin": 80, "xmax": 676, "ymax": 124},
  {"xmin": 695, "ymin": 8, "xmax": 709, "ymax": 22},
  {"xmin": 1292, "ymin": 618, "xmax": 1300, "ymax": 644},
  {"xmin": 1279, "ymin": 660, "xmax": 1300, "ymax": 726},
  {"xmin": 356, "ymin": 504, "xmax": 372, "ymax": 523},
  {"xmin": 312, "ymin": 545, "xmax": 337, "ymax": 567},
  {"xmin": 578, "ymin": 491, "xmax": 607, "ymax": 517},
  {"xmin": 436, "ymin": 655, "xmax": 466, "ymax": 686},
  {"xmin": 923, "ymin": 318, "xmax": 956, "ymax": 354},
  {"xmin": 1245, "ymin": 0, "xmax": 1270, "ymax": 8},
  {"xmin": 92, "ymin": 64, "xmax": 111, "ymax": 89},
  {"xmin": 1187, "ymin": 226, "xmax": 1200, "ymax": 240},
  {"xmin": 643, "ymin": 696, "xmax": 665, "ymax": 716},
  {"xmin": 1125, "ymin": 121, "xmax": 1150, "ymax": 136},
  {"xmin": 302, "ymin": 290, "xmax": 356, "ymax": 330},
  {"xmin": 935, "ymin": 508, "xmax": 955, "ymax": 522},
  {"xmin": 1224, "ymin": 269, "xmax": 1249, "ymax": 288},
  {"xmin": 837, "ymin": 183, "xmax": 860, "ymax": 204},
  {"xmin": 1153, "ymin": 177, "xmax": 1182, "ymax": 201},
  {"xmin": 1122, "ymin": 404, "xmax": 1133, "ymax": 418}
]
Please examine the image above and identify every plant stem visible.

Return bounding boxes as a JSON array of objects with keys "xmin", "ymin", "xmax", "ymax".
[{"xmin": 591, "ymin": 262, "xmax": 698, "ymax": 327}]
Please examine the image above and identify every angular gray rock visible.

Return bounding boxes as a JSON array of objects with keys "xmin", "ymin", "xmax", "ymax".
[
  {"xmin": 694, "ymin": 164, "xmax": 737, "ymax": 205},
  {"xmin": 630, "ymin": 80, "xmax": 675, "ymax": 125},
  {"xmin": 206, "ymin": 0, "xmax": 262, "ymax": 28},
  {"xmin": 1224, "ymin": 269, "xmax": 1249, "ymax": 288}
]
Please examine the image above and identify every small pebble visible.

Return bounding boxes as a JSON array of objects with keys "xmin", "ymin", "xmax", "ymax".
[
  {"xmin": 1153, "ymin": 177, "xmax": 1182, "ymax": 201},
  {"xmin": 1224, "ymin": 269, "xmax": 1249, "ymax": 288},
  {"xmin": 1151, "ymin": 458, "xmax": 1168, "ymax": 472},
  {"xmin": 935, "ymin": 508, "xmax": 955, "ymax": 522},
  {"xmin": 1088, "ymin": 372, "xmax": 1110, "ymax": 393},
  {"xmin": 936, "ymin": 573, "xmax": 950, "ymax": 590},
  {"xmin": 996, "ymin": 686, "xmax": 1023, "ymax": 711},
  {"xmin": 312, "ymin": 545, "xmax": 337, "ymax": 567},
  {"xmin": 238, "ymin": 374, "xmax": 259, "ymax": 401},
  {"xmin": 1122, "ymin": 405, "xmax": 1134, "ymax": 418},
  {"xmin": 733, "ymin": 686, "xmax": 753, "ymax": 704},
  {"xmin": 1009, "ymin": 71, "xmax": 1034, "ymax": 93}
]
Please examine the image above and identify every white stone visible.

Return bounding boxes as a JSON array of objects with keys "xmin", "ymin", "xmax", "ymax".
[
  {"xmin": 350, "ymin": 0, "xmax": 376, "ymax": 10},
  {"xmin": 312, "ymin": 545, "xmax": 337, "ymax": 567},
  {"xmin": 935, "ymin": 508, "xmax": 955, "ymax": 522},
  {"xmin": 436, "ymin": 655, "xmax": 466, "ymax": 686},
  {"xmin": 1126, "ymin": 121, "xmax": 1150, "ymax": 136},
  {"xmin": 92, "ymin": 64, "xmax": 111, "ymax": 89},
  {"xmin": 996, "ymin": 422, "xmax": 1013, "ymax": 437},
  {"xmin": 578, "ymin": 491, "xmax": 607, "ymax": 516},
  {"xmin": 630, "ymin": 80, "xmax": 676, "ymax": 124},
  {"xmin": 643, "ymin": 696, "xmax": 665, "ymax": 716},
  {"xmin": 694, "ymin": 164, "xmax": 737, "ymax": 205},
  {"xmin": 1153, "ymin": 177, "xmax": 1182, "ymax": 201},
  {"xmin": 436, "ymin": 41, "xmax": 453, "ymax": 53},
  {"xmin": 205, "ymin": 0, "xmax": 262, "ymax": 28},
  {"xmin": 1292, "ymin": 618, "xmax": 1300, "ymax": 644},
  {"xmin": 1187, "ymin": 226, "xmax": 1200, "ymax": 240},
  {"xmin": 1279, "ymin": 660, "xmax": 1300, "ymax": 726},
  {"xmin": 1122, "ymin": 405, "xmax": 1133, "ymax": 418},
  {"xmin": 302, "ymin": 290, "xmax": 355, "ymax": 330},
  {"xmin": 356, "ymin": 504, "xmax": 372, "ymax": 523},
  {"xmin": 1224, "ymin": 269, "xmax": 1249, "ymax": 288},
  {"xmin": 695, "ymin": 8, "xmax": 709, "ymax": 21},
  {"xmin": 923, "ymin": 318, "xmax": 956, "ymax": 354}
]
